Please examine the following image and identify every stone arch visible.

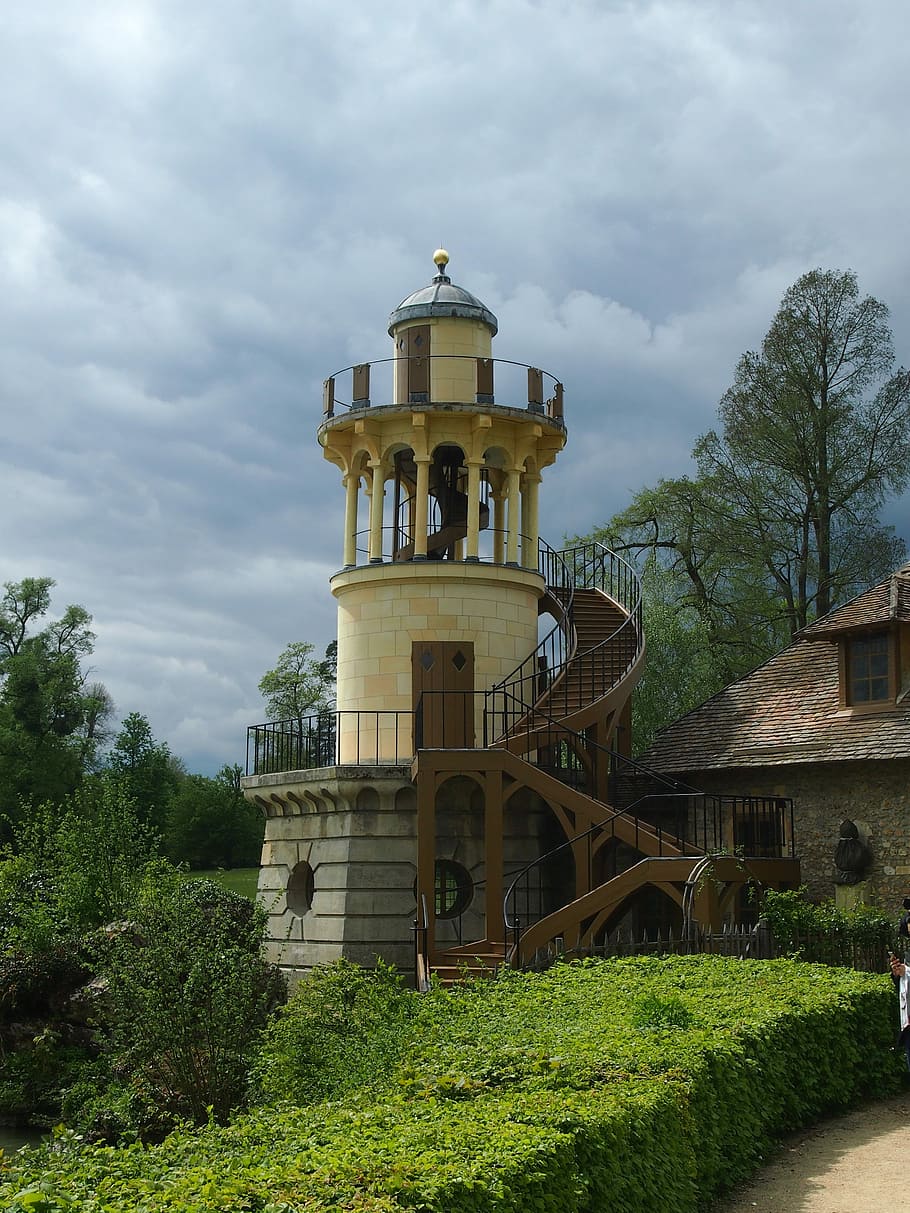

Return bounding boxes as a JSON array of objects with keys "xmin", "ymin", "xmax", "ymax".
[
  {"xmin": 355, "ymin": 785, "xmax": 380, "ymax": 813},
  {"xmin": 382, "ymin": 443, "xmax": 418, "ymax": 554},
  {"xmin": 349, "ymin": 437, "xmax": 381, "ymax": 474},
  {"xmin": 395, "ymin": 785, "xmax": 417, "ymax": 814},
  {"xmin": 482, "ymin": 444, "xmax": 511, "ymax": 474},
  {"xmin": 605, "ymin": 882, "xmax": 684, "ymax": 941}
]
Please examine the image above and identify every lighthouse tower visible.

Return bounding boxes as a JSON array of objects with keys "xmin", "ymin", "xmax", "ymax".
[
  {"xmin": 244, "ymin": 251, "xmax": 800, "ymax": 982},
  {"xmin": 325, "ymin": 249, "xmax": 566, "ymax": 761},
  {"xmin": 244, "ymin": 252, "xmax": 671, "ymax": 981}
]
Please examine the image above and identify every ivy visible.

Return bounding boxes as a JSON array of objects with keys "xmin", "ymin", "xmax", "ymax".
[{"xmin": 0, "ymin": 956, "xmax": 901, "ymax": 1212}]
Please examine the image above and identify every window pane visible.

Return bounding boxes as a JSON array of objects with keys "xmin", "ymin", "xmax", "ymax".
[
  {"xmin": 848, "ymin": 633, "xmax": 891, "ymax": 704},
  {"xmin": 852, "ymin": 678, "xmax": 870, "ymax": 703}
]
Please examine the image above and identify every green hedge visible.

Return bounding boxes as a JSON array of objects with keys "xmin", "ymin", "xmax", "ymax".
[{"xmin": 0, "ymin": 956, "xmax": 902, "ymax": 1213}]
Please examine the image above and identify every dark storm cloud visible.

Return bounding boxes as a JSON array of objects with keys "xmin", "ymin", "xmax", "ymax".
[{"xmin": 2, "ymin": 0, "xmax": 909, "ymax": 770}]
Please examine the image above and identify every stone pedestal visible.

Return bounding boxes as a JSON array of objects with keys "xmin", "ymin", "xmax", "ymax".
[
  {"xmin": 244, "ymin": 765, "xmax": 418, "ymax": 983},
  {"xmin": 834, "ymin": 881, "xmax": 869, "ymax": 911}
]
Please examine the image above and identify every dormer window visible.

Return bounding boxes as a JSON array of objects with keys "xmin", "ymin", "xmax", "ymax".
[{"xmin": 845, "ymin": 631, "xmax": 893, "ymax": 705}]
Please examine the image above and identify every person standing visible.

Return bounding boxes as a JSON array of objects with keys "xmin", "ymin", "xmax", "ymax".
[{"xmin": 891, "ymin": 907, "xmax": 910, "ymax": 1072}]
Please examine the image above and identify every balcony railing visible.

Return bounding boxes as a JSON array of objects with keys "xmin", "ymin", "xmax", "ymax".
[
  {"xmin": 485, "ymin": 541, "xmax": 642, "ymax": 741},
  {"xmin": 246, "ymin": 710, "xmax": 413, "ymax": 775},
  {"xmin": 351, "ymin": 526, "xmax": 540, "ymax": 567},
  {"xmin": 320, "ymin": 356, "xmax": 565, "ymax": 426}
]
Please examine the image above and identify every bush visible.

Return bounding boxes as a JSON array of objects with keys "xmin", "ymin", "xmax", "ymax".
[
  {"xmin": 0, "ymin": 781, "xmax": 159, "ymax": 1126},
  {"xmin": 0, "ymin": 955, "xmax": 901, "ymax": 1211},
  {"xmin": 90, "ymin": 869, "xmax": 286, "ymax": 1130},
  {"xmin": 761, "ymin": 887, "xmax": 896, "ymax": 962},
  {"xmin": 253, "ymin": 959, "xmax": 418, "ymax": 1105}
]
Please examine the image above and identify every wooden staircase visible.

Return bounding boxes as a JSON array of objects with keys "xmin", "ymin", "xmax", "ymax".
[{"xmin": 417, "ymin": 541, "xmax": 799, "ymax": 984}]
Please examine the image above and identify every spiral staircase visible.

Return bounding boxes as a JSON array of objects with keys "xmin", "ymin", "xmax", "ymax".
[{"xmin": 414, "ymin": 540, "xmax": 799, "ymax": 985}]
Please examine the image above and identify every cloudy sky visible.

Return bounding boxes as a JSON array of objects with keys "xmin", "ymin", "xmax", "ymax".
[{"xmin": 3, "ymin": 0, "xmax": 909, "ymax": 773}]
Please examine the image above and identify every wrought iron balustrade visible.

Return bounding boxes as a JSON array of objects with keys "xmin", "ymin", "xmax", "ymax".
[
  {"xmin": 320, "ymin": 355, "xmax": 565, "ymax": 425},
  {"xmin": 246, "ymin": 709, "xmax": 414, "ymax": 776}
]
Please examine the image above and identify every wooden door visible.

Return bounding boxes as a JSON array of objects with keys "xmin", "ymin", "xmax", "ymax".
[
  {"xmin": 412, "ymin": 641, "xmax": 474, "ymax": 748},
  {"xmin": 405, "ymin": 325, "xmax": 430, "ymax": 402}
]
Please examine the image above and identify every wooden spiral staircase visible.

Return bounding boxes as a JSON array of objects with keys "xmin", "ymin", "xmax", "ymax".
[{"xmin": 413, "ymin": 541, "xmax": 799, "ymax": 986}]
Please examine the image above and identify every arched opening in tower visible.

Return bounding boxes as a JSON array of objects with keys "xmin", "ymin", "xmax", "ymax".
[{"xmin": 392, "ymin": 444, "xmax": 490, "ymax": 562}]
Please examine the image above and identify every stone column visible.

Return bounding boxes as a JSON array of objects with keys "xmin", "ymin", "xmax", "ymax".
[
  {"xmin": 505, "ymin": 468, "xmax": 521, "ymax": 565},
  {"xmin": 368, "ymin": 461, "xmax": 384, "ymax": 563},
  {"xmin": 466, "ymin": 459, "xmax": 482, "ymax": 562},
  {"xmin": 520, "ymin": 472, "xmax": 541, "ymax": 570},
  {"xmin": 492, "ymin": 492, "xmax": 505, "ymax": 564},
  {"xmin": 413, "ymin": 457, "xmax": 431, "ymax": 560},
  {"xmin": 342, "ymin": 471, "xmax": 359, "ymax": 568}
]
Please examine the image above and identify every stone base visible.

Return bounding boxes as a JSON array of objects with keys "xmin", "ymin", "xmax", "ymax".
[
  {"xmin": 243, "ymin": 765, "xmax": 418, "ymax": 982},
  {"xmin": 834, "ymin": 881, "xmax": 869, "ymax": 911}
]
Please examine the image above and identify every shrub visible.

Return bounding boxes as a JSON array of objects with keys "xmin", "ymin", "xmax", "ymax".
[
  {"xmin": 761, "ymin": 887, "xmax": 896, "ymax": 961},
  {"xmin": 0, "ymin": 955, "xmax": 901, "ymax": 1212},
  {"xmin": 253, "ymin": 959, "xmax": 419, "ymax": 1105},
  {"xmin": 92, "ymin": 869, "xmax": 286, "ymax": 1130},
  {"xmin": 631, "ymin": 991, "xmax": 693, "ymax": 1030}
]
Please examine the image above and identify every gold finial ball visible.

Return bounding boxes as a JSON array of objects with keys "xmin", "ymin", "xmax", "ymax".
[{"xmin": 433, "ymin": 248, "xmax": 449, "ymax": 270}]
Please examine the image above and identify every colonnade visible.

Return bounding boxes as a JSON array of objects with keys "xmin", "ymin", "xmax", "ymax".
[{"xmin": 340, "ymin": 452, "xmax": 542, "ymax": 570}]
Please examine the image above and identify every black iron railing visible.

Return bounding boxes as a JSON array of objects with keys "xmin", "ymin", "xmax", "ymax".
[
  {"xmin": 352, "ymin": 527, "xmax": 541, "ymax": 568},
  {"xmin": 500, "ymin": 718, "xmax": 794, "ymax": 958},
  {"xmin": 245, "ymin": 710, "xmax": 413, "ymax": 775},
  {"xmin": 517, "ymin": 922, "xmax": 892, "ymax": 976},
  {"xmin": 413, "ymin": 893, "xmax": 431, "ymax": 993},
  {"xmin": 320, "ymin": 355, "xmax": 565, "ymax": 427},
  {"xmin": 485, "ymin": 541, "xmax": 642, "ymax": 742}
]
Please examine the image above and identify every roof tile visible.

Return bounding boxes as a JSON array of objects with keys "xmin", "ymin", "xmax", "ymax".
[{"xmin": 640, "ymin": 570, "xmax": 910, "ymax": 773}]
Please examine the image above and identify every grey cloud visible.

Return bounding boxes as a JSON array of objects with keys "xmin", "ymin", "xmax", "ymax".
[{"xmin": 2, "ymin": 0, "xmax": 909, "ymax": 770}]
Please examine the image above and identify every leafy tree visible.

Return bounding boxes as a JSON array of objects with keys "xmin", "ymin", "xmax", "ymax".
[
  {"xmin": 165, "ymin": 764, "xmax": 264, "ymax": 869},
  {"xmin": 0, "ymin": 779, "xmax": 159, "ymax": 953},
  {"xmin": 699, "ymin": 268, "xmax": 910, "ymax": 623},
  {"xmin": 80, "ymin": 681, "xmax": 116, "ymax": 765},
  {"xmin": 106, "ymin": 712, "xmax": 182, "ymax": 834},
  {"xmin": 0, "ymin": 778, "xmax": 160, "ymax": 1126},
  {"xmin": 97, "ymin": 872, "xmax": 285, "ymax": 1128},
  {"xmin": 0, "ymin": 579, "xmax": 110, "ymax": 827},
  {"xmin": 630, "ymin": 558, "xmax": 727, "ymax": 754},
  {"xmin": 580, "ymin": 269, "xmax": 910, "ymax": 749},
  {"xmin": 258, "ymin": 641, "xmax": 336, "ymax": 728}
]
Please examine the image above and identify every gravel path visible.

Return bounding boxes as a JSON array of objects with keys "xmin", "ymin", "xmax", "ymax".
[{"xmin": 709, "ymin": 1092, "xmax": 910, "ymax": 1212}]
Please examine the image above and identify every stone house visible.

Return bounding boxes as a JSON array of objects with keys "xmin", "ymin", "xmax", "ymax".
[{"xmin": 638, "ymin": 564, "xmax": 910, "ymax": 908}]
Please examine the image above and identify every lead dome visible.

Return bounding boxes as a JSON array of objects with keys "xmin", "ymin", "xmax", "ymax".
[{"xmin": 388, "ymin": 252, "xmax": 498, "ymax": 335}]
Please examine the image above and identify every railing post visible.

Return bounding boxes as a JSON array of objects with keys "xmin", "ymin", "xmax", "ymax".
[{"xmin": 352, "ymin": 363, "xmax": 371, "ymax": 409}]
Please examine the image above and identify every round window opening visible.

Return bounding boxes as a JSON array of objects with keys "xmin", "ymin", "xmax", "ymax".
[
  {"xmin": 433, "ymin": 858, "xmax": 473, "ymax": 919},
  {"xmin": 286, "ymin": 861, "xmax": 315, "ymax": 916}
]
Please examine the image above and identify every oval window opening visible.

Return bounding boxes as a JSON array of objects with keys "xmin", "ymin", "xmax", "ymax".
[
  {"xmin": 287, "ymin": 861, "xmax": 315, "ymax": 916},
  {"xmin": 434, "ymin": 858, "xmax": 473, "ymax": 919}
]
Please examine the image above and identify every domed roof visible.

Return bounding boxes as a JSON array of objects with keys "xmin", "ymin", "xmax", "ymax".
[{"xmin": 388, "ymin": 251, "xmax": 498, "ymax": 336}]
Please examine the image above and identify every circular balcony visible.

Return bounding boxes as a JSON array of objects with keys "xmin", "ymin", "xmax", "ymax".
[{"xmin": 319, "ymin": 355, "xmax": 565, "ymax": 429}]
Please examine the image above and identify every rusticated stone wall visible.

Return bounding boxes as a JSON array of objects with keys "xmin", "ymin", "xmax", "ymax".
[{"xmin": 688, "ymin": 759, "xmax": 910, "ymax": 910}]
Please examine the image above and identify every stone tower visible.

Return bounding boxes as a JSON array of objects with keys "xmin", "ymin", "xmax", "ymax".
[
  {"xmin": 243, "ymin": 251, "xmax": 800, "ymax": 983},
  {"xmin": 245, "ymin": 251, "xmax": 571, "ymax": 976}
]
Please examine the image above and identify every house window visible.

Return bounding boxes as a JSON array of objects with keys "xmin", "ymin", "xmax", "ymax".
[{"xmin": 847, "ymin": 633, "xmax": 891, "ymax": 704}]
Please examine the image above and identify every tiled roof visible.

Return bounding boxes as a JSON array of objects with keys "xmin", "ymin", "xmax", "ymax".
[
  {"xmin": 640, "ymin": 569, "xmax": 910, "ymax": 774},
  {"xmin": 799, "ymin": 565, "xmax": 910, "ymax": 636}
]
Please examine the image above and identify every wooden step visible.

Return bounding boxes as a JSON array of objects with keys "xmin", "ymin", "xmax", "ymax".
[{"xmin": 429, "ymin": 946, "xmax": 506, "ymax": 986}]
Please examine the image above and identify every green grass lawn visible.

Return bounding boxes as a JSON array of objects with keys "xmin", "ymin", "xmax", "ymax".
[{"xmin": 189, "ymin": 867, "xmax": 259, "ymax": 899}]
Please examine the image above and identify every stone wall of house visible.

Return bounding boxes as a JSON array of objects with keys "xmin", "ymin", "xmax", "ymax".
[{"xmin": 688, "ymin": 759, "xmax": 910, "ymax": 911}]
